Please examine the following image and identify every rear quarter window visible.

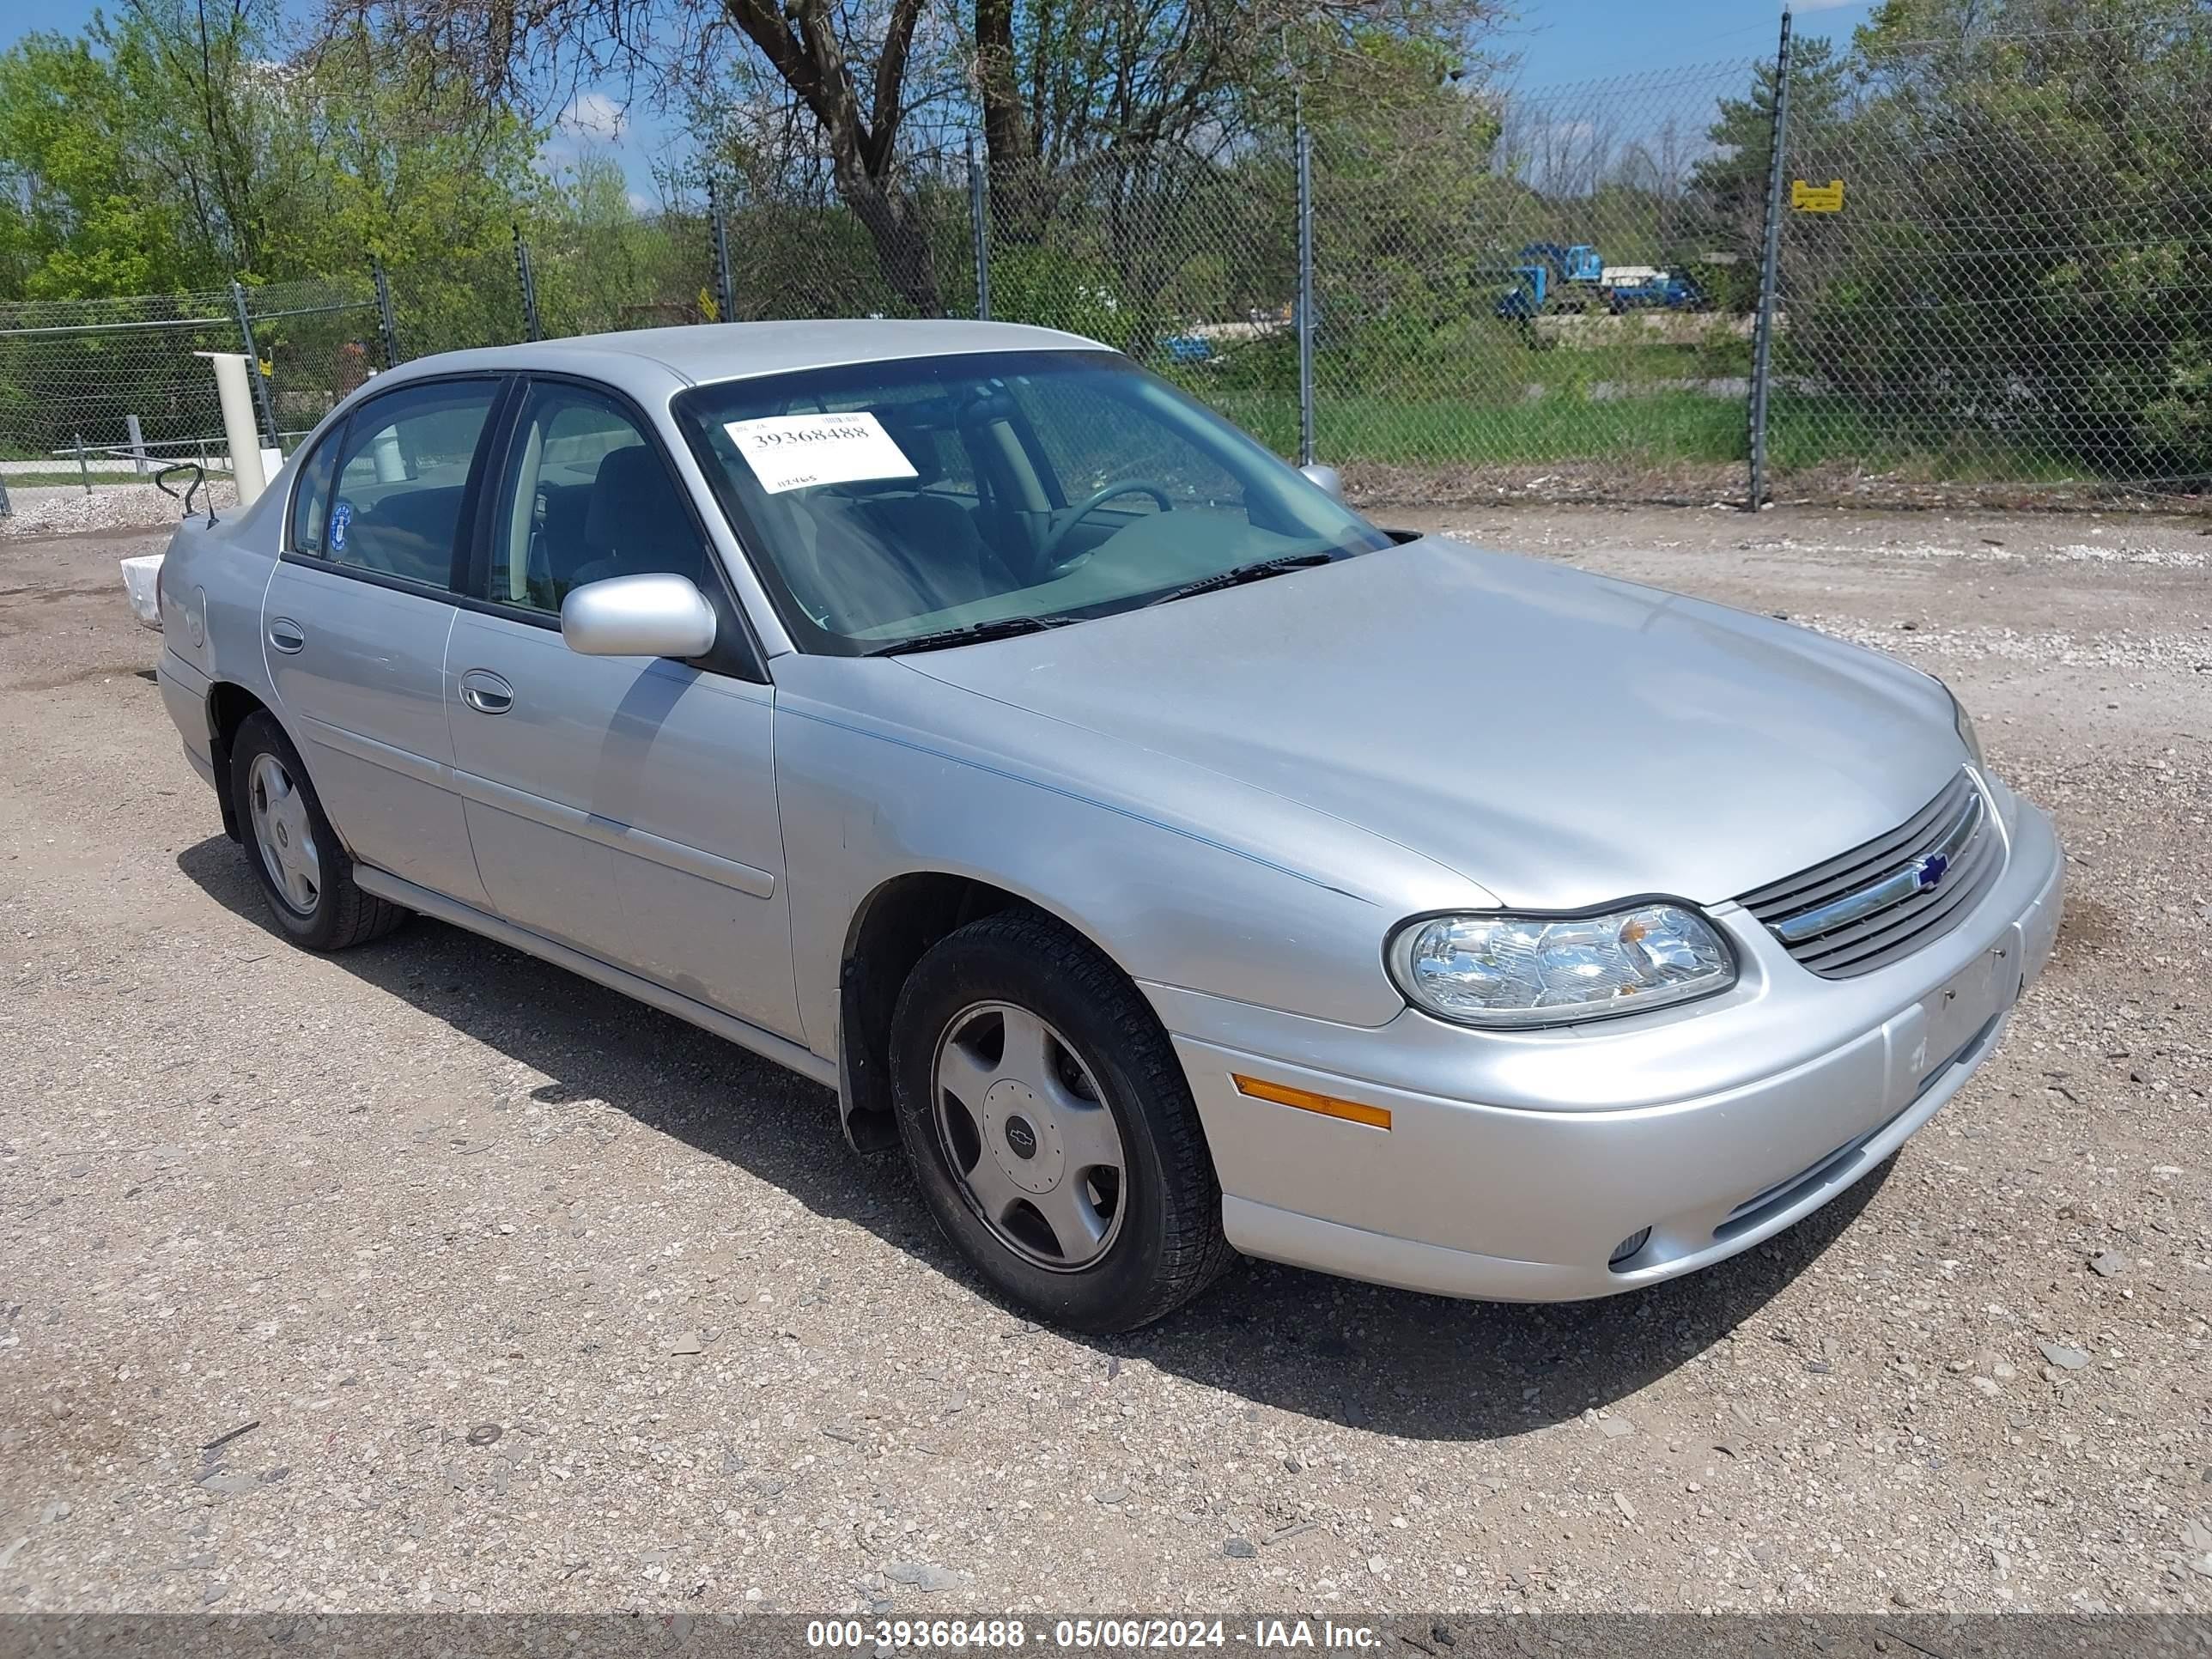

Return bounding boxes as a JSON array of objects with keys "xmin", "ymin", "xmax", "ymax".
[{"xmin": 288, "ymin": 433, "xmax": 339, "ymax": 554}]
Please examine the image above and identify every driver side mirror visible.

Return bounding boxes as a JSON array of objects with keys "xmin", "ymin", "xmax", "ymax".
[
  {"xmin": 560, "ymin": 572, "xmax": 717, "ymax": 659},
  {"xmin": 1298, "ymin": 462, "xmax": 1345, "ymax": 503}
]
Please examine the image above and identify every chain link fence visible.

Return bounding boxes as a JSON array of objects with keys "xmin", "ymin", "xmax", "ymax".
[
  {"xmin": 529, "ymin": 204, "xmax": 719, "ymax": 339},
  {"xmin": 0, "ymin": 280, "xmax": 381, "ymax": 496},
  {"xmin": 1309, "ymin": 61, "xmax": 1764, "ymax": 505},
  {"xmin": 980, "ymin": 141, "xmax": 1300, "ymax": 450},
  {"xmin": 9, "ymin": 16, "xmax": 2212, "ymax": 517},
  {"xmin": 1770, "ymin": 17, "xmax": 2212, "ymax": 505},
  {"xmin": 386, "ymin": 243, "xmax": 532, "ymax": 361},
  {"xmin": 0, "ymin": 290, "xmax": 246, "ymax": 486},
  {"xmin": 241, "ymin": 277, "xmax": 386, "ymax": 446}
]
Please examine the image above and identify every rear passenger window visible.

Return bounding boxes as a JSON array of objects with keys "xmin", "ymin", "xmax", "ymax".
[{"xmin": 318, "ymin": 382, "xmax": 497, "ymax": 588}]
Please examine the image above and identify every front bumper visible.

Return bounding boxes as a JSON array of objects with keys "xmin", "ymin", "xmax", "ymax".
[{"xmin": 1151, "ymin": 781, "xmax": 2064, "ymax": 1303}]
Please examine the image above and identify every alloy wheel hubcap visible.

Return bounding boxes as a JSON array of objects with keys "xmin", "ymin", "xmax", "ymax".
[
  {"xmin": 247, "ymin": 751, "xmax": 321, "ymax": 916},
  {"xmin": 932, "ymin": 1001, "xmax": 1127, "ymax": 1271}
]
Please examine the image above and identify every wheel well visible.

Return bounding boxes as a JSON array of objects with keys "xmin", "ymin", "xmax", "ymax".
[
  {"xmin": 205, "ymin": 683, "xmax": 269, "ymax": 841},
  {"xmin": 837, "ymin": 873, "xmax": 1034, "ymax": 1152}
]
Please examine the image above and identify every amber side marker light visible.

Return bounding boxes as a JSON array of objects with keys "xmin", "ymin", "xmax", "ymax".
[{"xmin": 1231, "ymin": 1073, "xmax": 1392, "ymax": 1132}]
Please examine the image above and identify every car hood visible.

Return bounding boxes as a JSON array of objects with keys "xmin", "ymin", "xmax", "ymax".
[{"xmin": 900, "ymin": 537, "xmax": 1965, "ymax": 908}]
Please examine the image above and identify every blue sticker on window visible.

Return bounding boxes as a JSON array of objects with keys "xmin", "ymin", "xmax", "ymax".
[{"xmin": 329, "ymin": 497, "xmax": 353, "ymax": 552}]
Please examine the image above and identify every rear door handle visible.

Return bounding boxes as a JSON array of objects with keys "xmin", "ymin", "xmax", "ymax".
[
  {"xmin": 458, "ymin": 668, "xmax": 514, "ymax": 715},
  {"xmin": 267, "ymin": 617, "xmax": 305, "ymax": 654}
]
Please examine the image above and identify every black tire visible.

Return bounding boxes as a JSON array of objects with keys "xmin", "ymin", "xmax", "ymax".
[
  {"xmin": 228, "ymin": 711, "xmax": 405, "ymax": 951},
  {"xmin": 890, "ymin": 911, "xmax": 1235, "ymax": 1334}
]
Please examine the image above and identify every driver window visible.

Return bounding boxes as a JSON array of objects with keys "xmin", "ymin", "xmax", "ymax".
[
  {"xmin": 1008, "ymin": 374, "xmax": 1243, "ymax": 509},
  {"xmin": 489, "ymin": 384, "xmax": 708, "ymax": 613},
  {"xmin": 320, "ymin": 381, "xmax": 495, "ymax": 587}
]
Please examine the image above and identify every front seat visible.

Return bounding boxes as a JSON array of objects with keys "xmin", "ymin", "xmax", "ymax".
[
  {"xmin": 793, "ymin": 416, "xmax": 1015, "ymax": 629},
  {"xmin": 563, "ymin": 444, "xmax": 703, "ymax": 595}
]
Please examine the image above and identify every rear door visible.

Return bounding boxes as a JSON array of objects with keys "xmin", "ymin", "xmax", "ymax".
[
  {"xmin": 446, "ymin": 375, "xmax": 803, "ymax": 1042},
  {"xmin": 263, "ymin": 376, "xmax": 507, "ymax": 908}
]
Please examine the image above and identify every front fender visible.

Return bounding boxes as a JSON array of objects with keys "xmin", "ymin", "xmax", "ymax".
[{"xmin": 770, "ymin": 659, "xmax": 1488, "ymax": 1056}]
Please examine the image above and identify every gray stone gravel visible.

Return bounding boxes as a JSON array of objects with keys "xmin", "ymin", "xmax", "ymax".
[
  {"xmin": 0, "ymin": 501, "xmax": 2207, "ymax": 1616},
  {"xmin": 0, "ymin": 481, "xmax": 238, "ymax": 540}
]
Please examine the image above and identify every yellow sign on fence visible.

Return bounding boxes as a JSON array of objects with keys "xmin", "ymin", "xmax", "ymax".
[{"xmin": 1791, "ymin": 179, "xmax": 1845, "ymax": 213}]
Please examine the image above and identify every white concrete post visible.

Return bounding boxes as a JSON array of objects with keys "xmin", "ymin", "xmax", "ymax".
[{"xmin": 196, "ymin": 350, "xmax": 267, "ymax": 506}]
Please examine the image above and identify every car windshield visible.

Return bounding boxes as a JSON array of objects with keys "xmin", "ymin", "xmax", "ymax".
[{"xmin": 673, "ymin": 349, "xmax": 1390, "ymax": 653}]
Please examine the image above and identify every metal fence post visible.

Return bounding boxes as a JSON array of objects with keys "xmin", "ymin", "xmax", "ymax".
[
  {"xmin": 1747, "ymin": 7, "xmax": 1794, "ymax": 511},
  {"xmin": 513, "ymin": 225, "xmax": 544, "ymax": 342},
  {"xmin": 371, "ymin": 256, "xmax": 404, "ymax": 368},
  {"xmin": 708, "ymin": 179, "xmax": 737, "ymax": 324},
  {"xmin": 74, "ymin": 432, "xmax": 90, "ymax": 495},
  {"xmin": 229, "ymin": 280, "xmax": 281, "ymax": 453},
  {"xmin": 1295, "ymin": 104, "xmax": 1316, "ymax": 469},
  {"xmin": 968, "ymin": 139, "xmax": 992, "ymax": 321}
]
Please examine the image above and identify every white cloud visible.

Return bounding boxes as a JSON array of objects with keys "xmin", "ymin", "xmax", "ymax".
[{"xmin": 557, "ymin": 91, "xmax": 628, "ymax": 144}]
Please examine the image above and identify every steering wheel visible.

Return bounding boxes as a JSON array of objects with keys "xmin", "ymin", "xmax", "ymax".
[{"xmin": 1036, "ymin": 479, "xmax": 1175, "ymax": 573}]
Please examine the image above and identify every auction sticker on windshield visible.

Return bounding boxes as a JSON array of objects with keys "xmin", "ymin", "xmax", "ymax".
[{"xmin": 725, "ymin": 411, "xmax": 918, "ymax": 494}]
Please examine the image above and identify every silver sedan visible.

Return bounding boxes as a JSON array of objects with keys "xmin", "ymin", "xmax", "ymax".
[{"xmin": 153, "ymin": 321, "xmax": 2063, "ymax": 1333}]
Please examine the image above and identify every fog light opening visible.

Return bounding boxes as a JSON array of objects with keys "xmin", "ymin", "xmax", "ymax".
[{"xmin": 1608, "ymin": 1227, "xmax": 1653, "ymax": 1270}]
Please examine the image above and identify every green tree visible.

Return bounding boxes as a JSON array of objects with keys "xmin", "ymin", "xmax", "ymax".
[
  {"xmin": 323, "ymin": 0, "xmax": 1504, "ymax": 316},
  {"xmin": 1687, "ymin": 34, "xmax": 1851, "ymax": 313},
  {"xmin": 0, "ymin": 2, "xmax": 545, "ymax": 301},
  {"xmin": 276, "ymin": 25, "xmax": 546, "ymax": 279},
  {"xmin": 0, "ymin": 27, "xmax": 204, "ymax": 295},
  {"xmin": 1781, "ymin": 0, "xmax": 2212, "ymax": 476}
]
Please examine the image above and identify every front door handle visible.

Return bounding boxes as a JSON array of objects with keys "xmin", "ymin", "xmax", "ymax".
[
  {"xmin": 458, "ymin": 668, "xmax": 514, "ymax": 715},
  {"xmin": 267, "ymin": 617, "xmax": 305, "ymax": 654}
]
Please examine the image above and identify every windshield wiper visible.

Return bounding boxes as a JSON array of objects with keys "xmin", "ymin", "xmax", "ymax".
[
  {"xmin": 863, "ymin": 614, "xmax": 1073, "ymax": 656},
  {"xmin": 1142, "ymin": 551, "xmax": 1334, "ymax": 609}
]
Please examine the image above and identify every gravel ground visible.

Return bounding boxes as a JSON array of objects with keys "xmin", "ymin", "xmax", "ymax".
[
  {"xmin": 1, "ymin": 482, "xmax": 239, "ymax": 542},
  {"xmin": 1, "ymin": 502, "xmax": 2207, "ymax": 1618}
]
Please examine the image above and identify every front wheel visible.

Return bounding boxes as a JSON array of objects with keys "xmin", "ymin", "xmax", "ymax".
[
  {"xmin": 228, "ymin": 711, "xmax": 405, "ymax": 951},
  {"xmin": 890, "ymin": 912, "xmax": 1233, "ymax": 1333}
]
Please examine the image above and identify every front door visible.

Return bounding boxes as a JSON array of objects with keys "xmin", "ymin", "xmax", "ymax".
[
  {"xmin": 263, "ymin": 377, "xmax": 503, "ymax": 909},
  {"xmin": 445, "ymin": 378, "xmax": 803, "ymax": 1042}
]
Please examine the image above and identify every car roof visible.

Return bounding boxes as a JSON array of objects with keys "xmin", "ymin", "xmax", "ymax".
[{"xmin": 375, "ymin": 319, "xmax": 1109, "ymax": 399}]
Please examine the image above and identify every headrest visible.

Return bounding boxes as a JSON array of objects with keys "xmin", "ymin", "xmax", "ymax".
[{"xmin": 583, "ymin": 443, "xmax": 680, "ymax": 554}]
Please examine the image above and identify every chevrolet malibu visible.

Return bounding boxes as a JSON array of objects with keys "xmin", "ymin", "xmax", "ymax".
[{"xmin": 153, "ymin": 321, "xmax": 2063, "ymax": 1333}]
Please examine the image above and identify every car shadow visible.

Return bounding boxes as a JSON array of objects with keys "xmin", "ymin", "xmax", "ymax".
[{"xmin": 178, "ymin": 833, "xmax": 1885, "ymax": 1443}]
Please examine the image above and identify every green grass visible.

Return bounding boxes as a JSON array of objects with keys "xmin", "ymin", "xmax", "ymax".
[
  {"xmin": 1193, "ymin": 386, "xmax": 1749, "ymax": 468},
  {"xmin": 1185, "ymin": 372, "xmax": 2106, "ymax": 485},
  {"xmin": 1765, "ymin": 403, "xmax": 2100, "ymax": 485},
  {"xmin": 1165, "ymin": 321, "xmax": 2142, "ymax": 486}
]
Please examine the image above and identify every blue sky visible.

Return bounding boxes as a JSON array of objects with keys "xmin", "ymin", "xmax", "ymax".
[
  {"xmin": 5, "ymin": 0, "xmax": 1881, "ymax": 198},
  {"xmin": 1504, "ymin": 0, "xmax": 1875, "ymax": 83}
]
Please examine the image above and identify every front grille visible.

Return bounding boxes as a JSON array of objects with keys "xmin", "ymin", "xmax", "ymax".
[{"xmin": 1737, "ymin": 770, "xmax": 2001, "ymax": 979}]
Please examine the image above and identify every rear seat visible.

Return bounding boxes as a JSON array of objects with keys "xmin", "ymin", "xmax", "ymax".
[{"xmin": 348, "ymin": 484, "xmax": 468, "ymax": 584}]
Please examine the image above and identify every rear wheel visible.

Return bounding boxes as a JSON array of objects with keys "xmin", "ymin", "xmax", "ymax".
[
  {"xmin": 229, "ymin": 712, "xmax": 404, "ymax": 951},
  {"xmin": 890, "ymin": 912, "xmax": 1233, "ymax": 1334}
]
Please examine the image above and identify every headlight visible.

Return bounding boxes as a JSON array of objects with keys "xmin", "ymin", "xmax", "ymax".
[
  {"xmin": 1388, "ymin": 903, "xmax": 1735, "ymax": 1029},
  {"xmin": 1947, "ymin": 686, "xmax": 1985, "ymax": 773}
]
